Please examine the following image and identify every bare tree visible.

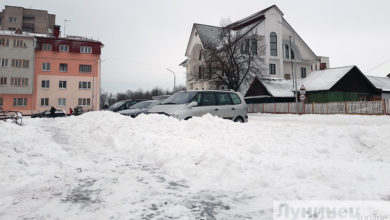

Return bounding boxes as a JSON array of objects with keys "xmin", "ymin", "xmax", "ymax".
[{"xmin": 201, "ymin": 19, "xmax": 266, "ymax": 91}]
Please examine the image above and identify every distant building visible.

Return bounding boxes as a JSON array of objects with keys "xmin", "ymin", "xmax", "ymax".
[
  {"xmin": 183, "ymin": 5, "xmax": 329, "ymax": 91},
  {"xmin": 0, "ymin": 30, "xmax": 35, "ymax": 113},
  {"xmin": 0, "ymin": 5, "xmax": 56, "ymax": 34},
  {"xmin": 34, "ymin": 26, "xmax": 103, "ymax": 114},
  {"xmin": 0, "ymin": 26, "xmax": 103, "ymax": 114}
]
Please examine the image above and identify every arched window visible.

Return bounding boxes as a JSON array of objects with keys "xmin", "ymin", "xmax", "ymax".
[
  {"xmin": 270, "ymin": 32, "xmax": 277, "ymax": 56},
  {"xmin": 198, "ymin": 66, "xmax": 203, "ymax": 80}
]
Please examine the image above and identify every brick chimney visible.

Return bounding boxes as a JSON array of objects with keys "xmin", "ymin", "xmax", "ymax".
[{"xmin": 53, "ymin": 25, "xmax": 61, "ymax": 38}]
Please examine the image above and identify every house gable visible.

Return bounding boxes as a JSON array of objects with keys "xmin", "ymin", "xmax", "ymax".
[
  {"xmin": 331, "ymin": 66, "xmax": 379, "ymax": 94},
  {"xmin": 245, "ymin": 78, "xmax": 271, "ymax": 97}
]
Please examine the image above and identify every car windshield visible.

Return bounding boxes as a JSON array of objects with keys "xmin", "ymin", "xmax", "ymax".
[
  {"xmin": 108, "ymin": 101, "xmax": 126, "ymax": 110},
  {"xmin": 161, "ymin": 92, "xmax": 197, "ymax": 105},
  {"xmin": 130, "ymin": 101, "xmax": 153, "ymax": 109}
]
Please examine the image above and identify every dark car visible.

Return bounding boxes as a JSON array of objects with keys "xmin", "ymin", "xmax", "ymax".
[
  {"xmin": 118, "ymin": 100, "xmax": 162, "ymax": 117},
  {"xmin": 31, "ymin": 110, "xmax": 67, "ymax": 118},
  {"xmin": 107, "ymin": 99, "xmax": 148, "ymax": 112}
]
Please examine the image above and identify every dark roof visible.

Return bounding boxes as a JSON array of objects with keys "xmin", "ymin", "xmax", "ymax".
[
  {"xmin": 192, "ymin": 5, "xmax": 280, "ymax": 48},
  {"xmin": 179, "ymin": 59, "xmax": 188, "ymax": 66},
  {"xmin": 228, "ymin": 5, "xmax": 282, "ymax": 30},
  {"xmin": 194, "ymin": 23, "xmax": 222, "ymax": 47}
]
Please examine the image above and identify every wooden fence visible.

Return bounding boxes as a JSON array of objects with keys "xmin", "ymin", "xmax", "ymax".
[{"xmin": 246, "ymin": 100, "xmax": 390, "ymax": 115}]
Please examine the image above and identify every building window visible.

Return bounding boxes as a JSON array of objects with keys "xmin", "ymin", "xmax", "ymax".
[
  {"xmin": 241, "ymin": 38, "xmax": 250, "ymax": 54},
  {"xmin": 42, "ymin": 62, "xmax": 50, "ymax": 71},
  {"xmin": 9, "ymin": 17, "xmax": 17, "ymax": 23},
  {"xmin": 0, "ymin": 58, "xmax": 8, "ymax": 67},
  {"xmin": 285, "ymin": 44, "xmax": 290, "ymax": 59},
  {"xmin": 80, "ymin": 46, "xmax": 92, "ymax": 53},
  {"xmin": 22, "ymin": 27, "xmax": 34, "ymax": 33},
  {"xmin": 301, "ymin": 67, "xmax": 307, "ymax": 78},
  {"xmin": 270, "ymin": 32, "xmax": 277, "ymax": 56},
  {"xmin": 13, "ymin": 98, "xmax": 27, "ymax": 107},
  {"xmin": 12, "ymin": 59, "xmax": 29, "ymax": 68},
  {"xmin": 251, "ymin": 38, "xmax": 258, "ymax": 55},
  {"xmin": 198, "ymin": 66, "xmax": 203, "ymax": 80},
  {"xmin": 269, "ymin": 64, "xmax": 276, "ymax": 75},
  {"xmin": 291, "ymin": 50, "xmax": 295, "ymax": 60},
  {"xmin": 60, "ymin": 44, "xmax": 69, "ymax": 52},
  {"xmin": 42, "ymin": 43, "xmax": 52, "ymax": 51},
  {"xmin": 0, "ymin": 38, "xmax": 9, "ymax": 46},
  {"xmin": 41, "ymin": 98, "xmax": 49, "ymax": 106},
  {"xmin": 11, "ymin": 78, "xmax": 28, "ymax": 87},
  {"xmin": 0, "ymin": 77, "xmax": 7, "ymax": 85},
  {"xmin": 41, "ymin": 80, "xmax": 50, "ymax": 88},
  {"xmin": 79, "ymin": 64, "xmax": 92, "ymax": 73},
  {"xmin": 0, "ymin": 98, "xmax": 3, "ymax": 109},
  {"xmin": 58, "ymin": 98, "xmax": 66, "ymax": 106},
  {"xmin": 79, "ymin": 81, "xmax": 91, "ymax": 89},
  {"xmin": 78, "ymin": 98, "xmax": 91, "ymax": 106},
  {"xmin": 59, "ymin": 80, "xmax": 67, "ymax": 89},
  {"xmin": 13, "ymin": 39, "xmax": 27, "ymax": 48},
  {"xmin": 59, "ymin": 63, "xmax": 68, "ymax": 72}
]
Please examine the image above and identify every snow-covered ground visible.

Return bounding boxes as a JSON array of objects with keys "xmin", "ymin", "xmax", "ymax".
[{"xmin": 1, "ymin": 112, "xmax": 390, "ymax": 219}]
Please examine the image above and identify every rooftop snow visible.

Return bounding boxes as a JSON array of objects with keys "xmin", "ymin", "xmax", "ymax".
[
  {"xmin": 367, "ymin": 76, "xmax": 390, "ymax": 92},
  {"xmin": 261, "ymin": 77, "xmax": 294, "ymax": 97},
  {"xmin": 299, "ymin": 66, "xmax": 355, "ymax": 91},
  {"xmin": 0, "ymin": 30, "xmax": 49, "ymax": 38}
]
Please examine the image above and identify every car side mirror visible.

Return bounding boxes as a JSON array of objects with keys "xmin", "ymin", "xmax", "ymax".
[{"xmin": 187, "ymin": 101, "xmax": 198, "ymax": 108}]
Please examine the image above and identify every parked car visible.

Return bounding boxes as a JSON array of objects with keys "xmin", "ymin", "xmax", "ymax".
[
  {"xmin": 31, "ymin": 110, "xmax": 67, "ymax": 118},
  {"xmin": 118, "ymin": 100, "xmax": 161, "ymax": 117},
  {"xmin": 148, "ymin": 90, "xmax": 248, "ymax": 122},
  {"xmin": 107, "ymin": 99, "xmax": 148, "ymax": 112}
]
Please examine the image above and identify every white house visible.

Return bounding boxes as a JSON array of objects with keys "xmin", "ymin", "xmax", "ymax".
[{"xmin": 182, "ymin": 5, "xmax": 329, "ymax": 92}]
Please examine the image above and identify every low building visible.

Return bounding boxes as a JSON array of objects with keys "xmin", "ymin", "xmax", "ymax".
[
  {"xmin": 367, "ymin": 76, "xmax": 390, "ymax": 99},
  {"xmin": 244, "ymin": 77, "xmax": 295, "ymax": 103},
  {"xmin": 33, "ymin": 26, "xmax": 103, "ymax": 114},
  {"xmin": 299, "ymin": 66, "xmax": 381, "ymax": 103}
]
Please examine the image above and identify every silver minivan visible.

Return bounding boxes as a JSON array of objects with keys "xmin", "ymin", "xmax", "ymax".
[{"xmin": 148, "ymin": 90, "xmax": 248, "ymax": 122}]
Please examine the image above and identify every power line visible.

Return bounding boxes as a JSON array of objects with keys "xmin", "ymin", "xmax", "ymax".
[{"xmin": 365, "ymin": 59, "xmax": 390, "ymax": 73}]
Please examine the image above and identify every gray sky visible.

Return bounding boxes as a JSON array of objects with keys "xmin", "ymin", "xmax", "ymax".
[{"xmin": 2, "ymin": 0, "xmax": 390, "ymax": 93}]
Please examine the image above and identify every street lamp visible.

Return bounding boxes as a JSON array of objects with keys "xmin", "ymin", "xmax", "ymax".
[
  {"xmin": 167, "ymin": 68, "xmax": 176, "ymax": 92},
  {"xmin": 278, "ymin": 21, "xmax": 299, "ymax": 113}
]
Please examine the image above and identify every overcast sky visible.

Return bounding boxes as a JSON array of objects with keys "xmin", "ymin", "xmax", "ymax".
[{"xmin": 2, "ymin": 0, "xmax": 390, "ymax": 93}]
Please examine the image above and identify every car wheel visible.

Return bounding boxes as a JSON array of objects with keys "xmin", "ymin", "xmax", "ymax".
[{"xmin": 234, "ymin": 116, "xmax": 244, "ymax": 123}]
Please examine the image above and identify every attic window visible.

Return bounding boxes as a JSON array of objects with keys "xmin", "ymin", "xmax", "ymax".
[{"xmin": 195, "ymin": 31, "xmax": 198, "ymax": 36}]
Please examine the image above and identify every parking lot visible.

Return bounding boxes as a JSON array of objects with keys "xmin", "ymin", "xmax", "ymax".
[{"xmin": 1, "ymin": 112, "xmax": 390, "ymax": 219}]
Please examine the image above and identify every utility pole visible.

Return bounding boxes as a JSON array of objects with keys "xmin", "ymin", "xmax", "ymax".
[
  {"xmin": 167, "ymin": 68, "xmax": 176, "ymax": 92},
  {"xmin": 64, "ymin": 19, "xmax": 70, "ymax": 37},
  {"xmin": 289, "ymin": 35, "xmax": 299, "ymax": 113}
]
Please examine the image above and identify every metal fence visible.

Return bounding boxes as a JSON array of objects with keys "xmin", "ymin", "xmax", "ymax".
[{"xmin": 246, "ymin": 100, "xmax": 390, "ymax": 115}]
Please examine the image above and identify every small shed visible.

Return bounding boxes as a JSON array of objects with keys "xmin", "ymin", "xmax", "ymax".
[
  {"xmin": 244, "ymin": 77, "xmax": 295, "ymax": 103},
  {"xmin": 367, "ymin": 76, "xmax": 390, "ymax": 100},
  {"xmin": 299, "ymin": 66, "xmax": 381, "ymax": 103}
]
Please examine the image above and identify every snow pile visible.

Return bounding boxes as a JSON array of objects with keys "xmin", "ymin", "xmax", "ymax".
[{"xmin": 1, "ymin": 112, "xmax": 390, "ymax": 219}]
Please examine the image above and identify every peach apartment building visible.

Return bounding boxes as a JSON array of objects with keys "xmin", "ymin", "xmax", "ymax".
[{"xmin": 33, "ymin": 26, "xmax": 103, "ymax": 114}]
